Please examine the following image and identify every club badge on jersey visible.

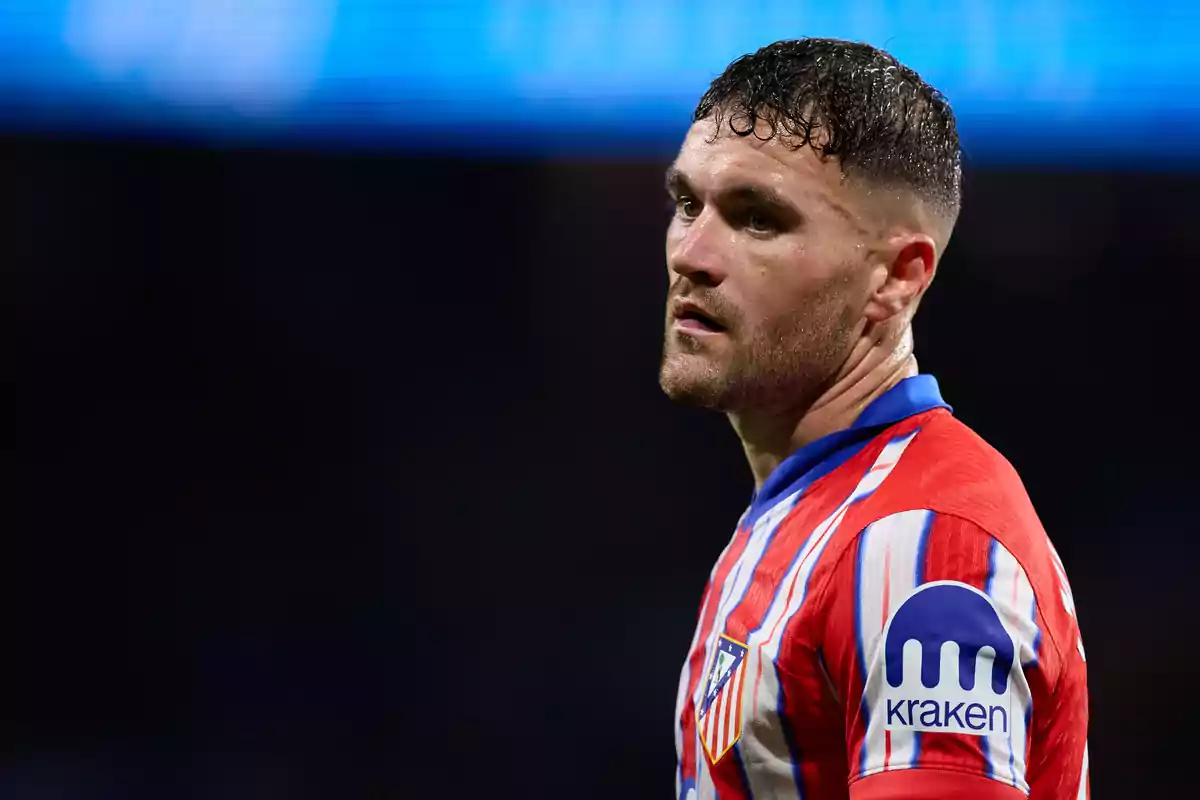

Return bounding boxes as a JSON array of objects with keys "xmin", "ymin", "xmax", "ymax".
[{"xmin": 697, "ymin": 634, "xmax": 749, "ymax": 764}]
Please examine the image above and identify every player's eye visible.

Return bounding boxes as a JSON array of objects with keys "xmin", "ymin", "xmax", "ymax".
[
  {"xmin": 674, "ymin": 196, "xmax": 702, "ymax": 220},
  {"xmin": 746, "ymin": 209, "xmax": 776, "ymax": 234}
]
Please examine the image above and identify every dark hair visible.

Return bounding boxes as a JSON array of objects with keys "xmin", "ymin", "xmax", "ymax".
[{"xmin": 693, "ymin": 38, "xmax": 961, "ymax": 219}]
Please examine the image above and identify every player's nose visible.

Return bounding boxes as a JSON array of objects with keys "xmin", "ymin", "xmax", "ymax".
[{"xmin": 668, "ymin": 213, "xmax": 728, "ymax": 286}]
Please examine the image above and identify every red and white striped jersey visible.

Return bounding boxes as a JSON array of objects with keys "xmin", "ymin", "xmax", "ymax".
[{"xmin": 675, "ymin": 375, "xmax": 1088, "ymax": 800}]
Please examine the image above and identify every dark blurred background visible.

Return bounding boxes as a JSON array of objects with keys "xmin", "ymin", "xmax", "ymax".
[{"xmin": 7, "ymin": 2, "xmax": 1199, "ymax": 797}]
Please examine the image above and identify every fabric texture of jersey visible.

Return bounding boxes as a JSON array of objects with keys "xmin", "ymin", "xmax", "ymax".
[{"xmin": 674, "ymin": 375, "xmax": 1089, "ymax": 800}]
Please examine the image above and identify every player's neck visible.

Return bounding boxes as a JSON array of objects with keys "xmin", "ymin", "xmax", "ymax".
[{"xmin": 731, "ymin": 326, "xmax": 919, "ymax": 492}]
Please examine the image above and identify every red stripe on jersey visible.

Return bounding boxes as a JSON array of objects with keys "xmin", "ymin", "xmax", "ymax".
[
  {"xmin": 746, "ymin": 504, "xmax": 848, "ymax": 714},
  {"xmin": 922, "ymin": 513, "xmax": 991, "ymax": 590},
  {"xmin": 710, "ymin": 758, "xmax": 747, "ymax": 800},
  {"xmin": 811, "ymin": 529, "xmax": 870, "ymax": 780}
]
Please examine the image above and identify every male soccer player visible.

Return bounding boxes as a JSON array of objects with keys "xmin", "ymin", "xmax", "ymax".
[{"xmin": 663, "ymin": 39, "xmax": 1088, "ymax": 800}]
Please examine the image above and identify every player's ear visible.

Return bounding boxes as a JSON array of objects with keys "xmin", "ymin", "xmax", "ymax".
[{"xmin": 864, "ymin": 233, "xmax": 937, "ymax": 323}]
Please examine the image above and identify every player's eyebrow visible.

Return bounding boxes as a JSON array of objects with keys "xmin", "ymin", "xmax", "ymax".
[
  {"xmin": 666, "ymin": 167, "xmax": 800, "ymax": 217},
  {"xmin": 723, "ymin": 183, "xmax": 797, "ymax": 215},
  {"xmin": 664, "ymin": 166, "xmax": 691, "ymax": 195}
]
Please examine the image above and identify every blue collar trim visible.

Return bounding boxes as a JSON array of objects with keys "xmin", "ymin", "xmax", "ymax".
[{"xmin": 743, "ymin": 375, "xmax": 951, "ymax": 529}]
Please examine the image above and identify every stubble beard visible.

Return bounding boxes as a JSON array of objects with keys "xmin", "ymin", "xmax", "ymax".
[{"xmin": 659, "ymin": 294, "xmax": 859, "ymax": 415}]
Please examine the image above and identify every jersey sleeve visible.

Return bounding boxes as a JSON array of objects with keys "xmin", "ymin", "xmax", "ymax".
[{"xmin": 811, "ymin": 509, "xmax": 1089, "ymax": 799}]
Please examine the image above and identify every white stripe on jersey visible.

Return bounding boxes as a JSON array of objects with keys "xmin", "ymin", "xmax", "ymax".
[
  {"xmin": 1076, "ymin": 741, "xmax": 1089, "ymax": 800},
  {"xmin": 988, "ymin": 542, "xmax": 1040, "ymax": 668},
  {"xmin": 691, "ymin": 493, "xmax": 801, "ymax": 800},
  {"xmin": 858, "ymin": 509, "xmax": 934, "ymax": 775},
  {"xmin": 985, "ymin": 541, "xmax": 1037, "ymax": 792},
  {"xmin": 732, "ymin": 431, "xmax": 921, "ymax": 800}
]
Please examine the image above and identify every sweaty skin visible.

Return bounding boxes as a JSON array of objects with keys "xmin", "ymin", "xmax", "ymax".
[{"xmin": 660, "ymin": 118, "xmax": 945, "ymax": 489}]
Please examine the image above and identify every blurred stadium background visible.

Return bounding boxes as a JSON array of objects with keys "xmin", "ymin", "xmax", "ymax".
[{"xmin": 8, "ymin": 1, "xmax": 1197, "ymax": 797}]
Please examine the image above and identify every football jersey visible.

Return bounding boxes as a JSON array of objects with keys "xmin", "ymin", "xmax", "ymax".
[{"xmin": 674, "ymin": 375, "xmax": 1088, "ymax": 800}]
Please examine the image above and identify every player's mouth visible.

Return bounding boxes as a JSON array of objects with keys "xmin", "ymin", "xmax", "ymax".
[{"xmin": 672, "ymin": 300, "xmax": 727, "ymax": 335}]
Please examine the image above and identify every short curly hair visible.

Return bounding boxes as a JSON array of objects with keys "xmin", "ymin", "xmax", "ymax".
[{"xmin": 694, "ymin": 38, "xmax": 962, "ymax": 221}]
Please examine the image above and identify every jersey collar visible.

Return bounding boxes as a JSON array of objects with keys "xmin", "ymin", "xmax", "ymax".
[{"xmin": 744, "ymin": 374, "xmax": 951, "ymax": 528}]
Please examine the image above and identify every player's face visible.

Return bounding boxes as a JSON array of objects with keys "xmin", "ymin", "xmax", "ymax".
[{"xmin": 659, "ymin": 118, "xmax": 877, "ymax": 413}]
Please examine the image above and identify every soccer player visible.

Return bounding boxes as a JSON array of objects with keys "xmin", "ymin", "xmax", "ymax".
[{"xmin": 662, "ymin": 39, "xmax": 1088, "ymax": 800}]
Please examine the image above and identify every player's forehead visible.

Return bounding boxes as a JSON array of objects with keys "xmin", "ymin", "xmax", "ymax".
[{"xmin": 669, "ymin": 117, "xmax": 845, "ymax": 206}]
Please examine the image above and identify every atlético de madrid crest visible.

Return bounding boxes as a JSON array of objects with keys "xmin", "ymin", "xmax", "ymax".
[{"xmin": 697, "ymin": 634, "xmax": 749, "ymax": 764}]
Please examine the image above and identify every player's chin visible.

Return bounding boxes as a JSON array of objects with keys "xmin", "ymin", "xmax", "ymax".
[{"xmin": 658, "ymin": 360, "xmax": 729, "ymax": 408}]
